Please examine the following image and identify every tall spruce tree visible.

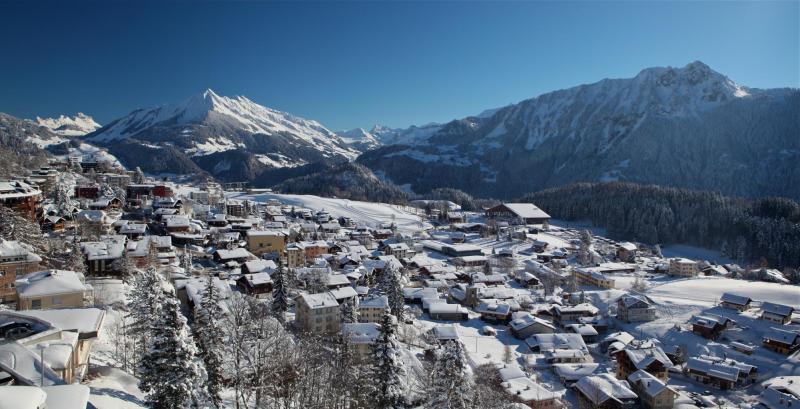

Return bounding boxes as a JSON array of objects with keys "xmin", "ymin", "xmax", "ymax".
[
  {"xmin": 127, "ymin": 267, "xmax": 163, "ymax": 366},
  {"xmin": 271, "ymin": 262, "xmax": 289, "ymax": 324},
  {"xmin": 194, "ymin": 276, "xmax": 225, "ymax": 408},
  {"xmin": 380, "ymin": 266, "xmax": 405, "ymax": 321},
  {"xmin": 427, "ymin": 340, "xmax": 473, "ymax": 409},
  {"xmin": 373, "ymin": 311, "xmax": 406, "ymax": 409},
  {"xmin": 139, "ymin": 290, "xmax": 202, "ymax": 409}
]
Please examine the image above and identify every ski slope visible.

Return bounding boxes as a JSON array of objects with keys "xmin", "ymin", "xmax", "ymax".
[{"xmin": 233, "ymin": 192, "xmax": 432, "ymax": 234}]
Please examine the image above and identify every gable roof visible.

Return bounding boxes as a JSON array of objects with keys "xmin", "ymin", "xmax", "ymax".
[
  {"xmin": 720, "ymin": 293, "xmax": 751, "ymax": 306},
  {"xmin": 762, "ymin": 302, "xmax": 795, "ymax": 317}
]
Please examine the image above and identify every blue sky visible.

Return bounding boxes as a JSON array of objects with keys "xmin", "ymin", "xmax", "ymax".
[{"xmin": 0, "ymin": 1, "xmax": 797, "ymax": 131}]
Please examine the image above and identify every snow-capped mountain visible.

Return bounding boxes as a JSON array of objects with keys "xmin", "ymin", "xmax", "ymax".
[
  {"xmin": 84, "ymin": 89, "xmax": 359, "ymax": 180},
  {"xmin": 359, "ymin": 61, "xmax": 800, "ymax": 199},
  {"xmin": 36, "ymin": 113, "xmax": 101, "ymax": 136},
  {"xmin": 336, "ymin": 128, "xmax": 381, "ymax": 152}
]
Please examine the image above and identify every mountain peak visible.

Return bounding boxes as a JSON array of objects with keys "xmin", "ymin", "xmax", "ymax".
[{"xmin": 35, "ymin": 113, "xmax": 101, "ymax": 136}]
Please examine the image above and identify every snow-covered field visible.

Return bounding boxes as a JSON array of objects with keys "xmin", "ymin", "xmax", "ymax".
[
  {"xmin": 661, "ymin": 244, "xmax": 733, "ymax": 265},
  {"xmin": 647, "ymin": 276, "xmax": 799, "ymax": 307},
  {"xmin": 232, "ymin": 192, "xmax": 432, "ymax": 234}
]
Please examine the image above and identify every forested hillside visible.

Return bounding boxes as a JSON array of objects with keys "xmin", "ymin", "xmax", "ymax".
[{"xmin": 522, "ymin": 182, "xmax": 800, "ymax": 268}]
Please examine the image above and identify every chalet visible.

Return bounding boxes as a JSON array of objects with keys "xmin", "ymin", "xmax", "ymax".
[
  {"xmin": 125, "ymin": 184, "xmax": 154, "ymax": 199},
  {"xmin": 485, "ymin": 203, "xmax": 551, "ymax": 225},
  {"xmin": 246, "ymin": 230, "xmax": 286, "ymax": 256},
  {"xmin": 475, "ymin": 302, "xmax": 512, "ymax": 324},
  {"xmin": 565, "ymin": 323, "xmax": 599, "ymax": 343},
  {"xmin": 616, "ymin": 242, "xmax": 637, "ymax": 262},
  {"xmin": 516, "ymin": 271, "xmax": 542, "ymax": 289},
  {"xmin": 0, "ymin": 180, "xmax": 42, "ymax": 220},
  {"xmin": 40, "ymin": 215, "xmax": 66, "ymax": 232},
  {"xmin": 118, "ymin": 222, "xmax": 147, "ymax": 239},
  {"xmin": 573, "ymin": 373, "xmax": 637, "ymax": 409},
  {"xmin": 241, "ymin": 259, "xmax": 277, "ymax": 275},
  {"xmin": 761, "ymin": 302, "xmax": 795, "ymax": 325},
  {"xmin": 236, "ymin": 273, "xmax": 273, "ymax": 298},
  {"xmin": 212, "ymin": 248, "xmax": 253, "ymax": 264},
  {"xmin": 617, "ymin": 295, "xmax": 656, "ymax": 323},
  {"xmin": 0, "ymin": 240, "xmax": 42, "ymax": 302},
  {"xmin": 501, "ymin": 376, "xmax": 563, "ymax": 409},
  {"xmin": 383, "ymin": 242, "xmax": 410, "ymax": 259},
  {"xmin": 719, "ymin": 293, "xmax": 752, "ymax": 312},
  {"xmin": 510, "ymin": 313, "xmax": 556, "ymax": 339},
  {"xmin": 615, "ymin": 344, "xmax": 672, "ymax": 381},
  {"xmin": 627, "ymin": 370, "xmax": 678, "ymax": 409},
  {"xmin": 80, "ymin": 235, "xmax": 126, "ymax": 275},
  {"xmin": 762, "ymin": 328, "xmax": 800, "ymax": 355},
  {"xmin": 526, "ymin": 333, "xmax": 588, "ymax": 358},
  {"xmin": 758, "ymin": 376, "xmax": 800, "ymax": 409},
  {"xmin": 686, "ymin": 355, "xmax": 757, "ymax": 389},
  {"xmin": 552, "ymin": 303, "xmax": 599, "ymax": 326},
  {"xmin": 553, "ymin": 363, "xmax": 600, "ymax": 386},
  {"xmin": 690, "ymin": 314, "xmax": 734, "ymax": 340},
  {"xmin": 428, "ymin": 303, "xmax": 469, "ymax": 321},
  {"xmin": 163, "ymin": 214, "xmax": 191, "ymax": 232},
  {"xmin": 87, "ymin": 197, "xmax": 122, "ymax": 211}
]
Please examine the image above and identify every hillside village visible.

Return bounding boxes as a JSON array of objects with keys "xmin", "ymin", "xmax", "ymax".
[{"xmin": 0, "ymin": 156, "xmax": 797, "ymax": 409}]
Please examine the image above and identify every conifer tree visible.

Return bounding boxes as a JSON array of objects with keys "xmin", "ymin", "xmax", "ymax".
[
  {"xmin": 194, "ymin": 276, "xmax": 225, "ymax": 408},
  {"xmin": 373, "ymin": 311, "xmax": 406, "ymax": 409},
  {"xmin": 271, "ymin": 262, "xmax": 289, "ymax": 324},
  {"xmin": 139, "ymin": 290, "xmax": 202, "ymax": 409},
  {"xmin": 341, "ymin": 297, "xmax": 359, "ymax": 324},
  {"xmin": 380, "ymin": 266, "xmax": 405, "ymax": 321},
  {"xmin": 427, "ymin": 340, "xmax": 473, "ymax": 409}
]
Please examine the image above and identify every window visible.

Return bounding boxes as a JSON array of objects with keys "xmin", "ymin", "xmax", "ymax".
[
  {"xmin": 52, "ymin": 296, "xmax": 62, "ymax": 305},
  {"xmin": 31, "ymin": 299, "xmax": 42, "ymax": 309}
]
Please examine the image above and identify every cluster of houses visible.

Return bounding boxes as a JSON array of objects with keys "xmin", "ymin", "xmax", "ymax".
[{"xmin": 0, "ymin": 155, "xmax": 798, "ymax": 409}]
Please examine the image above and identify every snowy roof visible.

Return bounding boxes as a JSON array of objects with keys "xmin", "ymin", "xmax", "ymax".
[
  {"xmin": 760, "ymin": 376, "xmax": 800, "ymax": 409},
  {"xmin": 119, "ymin": 223, "xmax": 146, "ymax": 234},
  {"xmin": 75, "ymin": 210, "xmax": 107, "ymax": 223},
  {"xmin": 552, "ymin": 363, "xmax": 600, "ymax": 380},
  {"xmin": 627, "ymin": 369, "xmax": 676, "ymax": 397},
  {"xmin": 762, "ymin": 302, "xmax": 794, "ymax": 317},
  {"xmin": 16, "ymin": 308, "xmax": 105, "ymax": 336},
  {"xmin": 619, "ymin": 294, "xmax": 652, "ymax": 308},
  {"xmin": 432, "ymin": 325, "xmax": 459, "ymax": 340},
  {"xmin": 566, "ymin": 323, "xmax": 599, "ymax": 337},
  {"xmin": 243, "ymin": 259, "xmax": 276, "ymax": 274},
  {"xmin": 0, "ymin": 341, "xmax": 64, "ymax": 386},
  {"xmin": 502, "ymin": 377, "xmax": 561, "ymax": 402},
  {"xmin": 299, "ymin": 292, "xmax": 339, "ymax": 309},
  {"xmin": 497, "ymin": 364, "xmax": 527, "ymax": 382},
  {"xmin": 0, "ymin": 180, "xmax": 41, "ymax": 200},
  {"xmin": 0, "ymin": 240, "xmax": 40, "ymax": 262},
  {"xmin": 241, "ymin": 273, "xmax": 272, "ymax": 286},
  {"xmin": 525, "ymin": 333, "xmax": 588, "ymax": 353},
  {"xmin": 428, "ymin": 303, "xmax": 468, "ymax": 315},
  {"xmin": 42, "ymin": 385, "xmax": 91, "ymax": 409},
  {"xmin": 720, "ymin": 292, "xmax": 751, "ymax": 306},
  {"xmin": 81, "ymin": 235, "xmax": 126, "ymax": 261},
  {"xmin": 329, "ymin": 286, "xmax": 358, "ymax": 301},
  {"xmin": 246, "ymin": 229, "xmax": 285, "ymax": 237},
  {"xmin": 510, "ymin": 313, "xmax": 556, "ymax": 332},
  {"xmin": 601, "ymin": 331, "xmax": 634, "ymax": 346},
  {"xmin": 763, "ymin": 328, "xmax": 800, "ymax": 345},
  {"xmin": 15, "ymin": 270, "xmax": 91, "ymax": 298},
  {"xmin": 342, "ymin": 323, "xmax": 380, "ymax": 344},
  {"xmin": 326, "ymin": 274, "xmax": 351, "ymax": 287},
  {"xmin": 164, "ymin": 214, "xmax": 191, "ymax": 228},
  {"xmin": 686, "ymin": 357, "xmax": 740, "ymax": 382},
  {"xmin": 690, "ymin": 314, "xmax": 732, "ymax": 329},
  {"xmin": 497, "ymin": 203, "xmax": 551, "ymax": 220},
  {"xmin": 0, "ymin": 386, "xmax": 47, "ymax": 409},
  {"xmin": 623, "ymin": 345, "xmax": 672, "ymax": 370},
  {"xmin": 214, "ymin": 248, "xmax": 251, "ymax": 260},
  {"xmin": 359, "ymin": 295, "xmax": 389, "ymax": 309},
  {"xmin": 475, "ymin": 302, "xmax": 511, "ymax": 316},
  {"xmin": 574, "ymin": 373, "xmax": 637, "ymax": 405}
]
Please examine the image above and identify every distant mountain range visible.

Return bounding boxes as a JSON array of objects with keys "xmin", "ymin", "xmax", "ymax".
[
  {"xmin": 359, "ymin": 61, "xmax": 800, "ymax": 199},
  {"xmin": 81, "ymin": 89, "xmax": 360, "ymax": 181},
  {"xmin": 36, "ymin": 113, "xmax": 101, "ymax": 136},
  {"xmin": 0, "ymin": 61, "xmax": 797, "ymax": 199}
]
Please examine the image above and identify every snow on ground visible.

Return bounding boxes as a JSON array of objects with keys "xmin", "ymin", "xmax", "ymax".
[
  {"xmin": 87, "ymin": 366, "xmax": 146, "ymax": 409},
  {"xmin": 661, "ymin": 244, "xmax": 733, "ymax": 265},
  {"xmin": 647, "ymin": 276, "xmax": 799, "ymax": 308},
  {"xmin": 232, "ymin": 192, "xmax": 432, "ymax": 234}
]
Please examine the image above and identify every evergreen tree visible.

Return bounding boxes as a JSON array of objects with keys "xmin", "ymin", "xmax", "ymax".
[
  {"xmin": 133, "ymin": 166, "xmax": 146, "ymax": 184},
  {"xmin": 0, "ymin": 206, "xmax": 48, "ymax": 256},
  {"xmin": 341, "ymin": 297, "xmax": 359, "ymax": 324},
  {"xmin": 66, "ymin": 239, "xmax": 86, "ymax": 273},
  {"xmin": 139, "ymin": 290, "xmax": 202, "ymax": 408},
  {"xmin": 181, "ymin": 246, "xmax": 193, "ymax": 275},
  {"xmin": 127, "ymin": 267, "xmax": 163, "ymax": 364},
  {"xmin": 194, "ymin": 276, "xmax": 225, "ymax": 408},
  {"xmin": 52, "ymin": 176, "xmax": 74, "ymax": 216},
  {"xmin": 373, "ymin": 311, "xmax": 406, "ymax": 409},
  {"xmin": 271, "ymin": 262, "xmax": 289, "ymax": 324},
  {"xmin": 427, "ymin": 340, "xmax": 473, "ymax": 409},
  {"xmin": 380, "ymin": 266, "xmax": 405, "ymax": 321}
]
